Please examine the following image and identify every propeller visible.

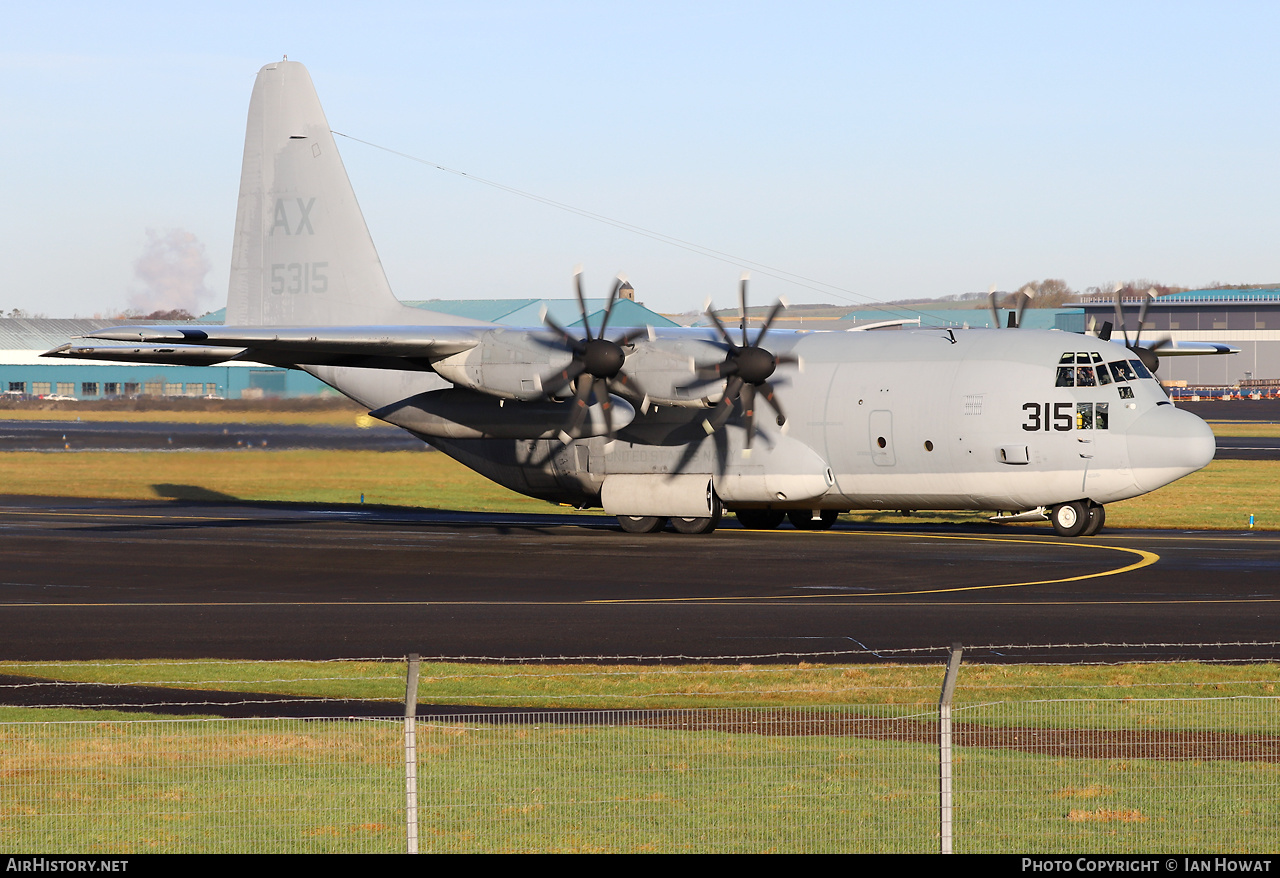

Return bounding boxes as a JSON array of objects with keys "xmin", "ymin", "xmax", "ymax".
[
  {"xmin": 538, "ymin": 268, "xmax": 648, "ymax": 441},
  {"xmin": 987, "ymin": 284, "xmax": 1035, "ymax": 329},
  {"xmin": 1108, "ymin": 285, "xmax": 1172, "ymax": 372},
  {"xmin": 682, "ymin": 274, "xmax": 796, "ymax": 449}
]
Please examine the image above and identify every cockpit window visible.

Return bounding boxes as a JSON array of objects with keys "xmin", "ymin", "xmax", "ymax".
[
  {"xmin": 1057, "ymin": 352, "xmax": 1153, "ymax": 389},
  {"xmin": 1110, "ymin": 360, "xmax": 1137, "ymax": 382}
]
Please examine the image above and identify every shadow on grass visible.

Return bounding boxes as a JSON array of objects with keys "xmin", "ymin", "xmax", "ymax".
[{"xmin": 152, "ymin": 483, "xmax": 241, "ymax": 502}]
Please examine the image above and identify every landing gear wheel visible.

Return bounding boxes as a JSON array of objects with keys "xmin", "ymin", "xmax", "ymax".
[
  {"xmin": 670, "ymin": 495, "xmax": 723, "ymax": 535},
  {"xmin": 617, "ymin": 515, "xmax": 667, "ymax": 534},
  {"xmin": 1050, "ymin": 501, "xmax": 1090, "ymax": 538},
  {"xmin": 734, "ymin": 509, "xmax": 786, "ymax": 530},
  {"xmin": 787, "ymin": 509, "xmax": 840, "ymax": 531},
  {"xmin": 1081, "ymin": 503, "xmax": 1106, "ymax": 537}
]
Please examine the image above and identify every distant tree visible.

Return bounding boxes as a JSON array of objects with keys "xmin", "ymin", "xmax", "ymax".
[
  {"xmin": 998, "ymin": 279, "xmax": 1076, "ymax": 309},
  {"xmin": 143, "ymin": 309, "xmax": 195, "ymax": 321}
]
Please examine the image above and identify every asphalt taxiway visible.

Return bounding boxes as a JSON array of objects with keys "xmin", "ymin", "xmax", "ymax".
[{"xmin": 1, "ymin": 495, "xmax": 1276, "ymax": 664}]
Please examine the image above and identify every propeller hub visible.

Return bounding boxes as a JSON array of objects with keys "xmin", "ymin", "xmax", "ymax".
[
  {"xmin": 736, "ymin": 346, "xmax": 777, "ymax": 385},
  {"xmin": 1134, "ymin": 346, "xmax": 1160, "ymax": 373},
  {"xmin": 583, "ymin": 338, "xmax": 625, "ymax": 379}
]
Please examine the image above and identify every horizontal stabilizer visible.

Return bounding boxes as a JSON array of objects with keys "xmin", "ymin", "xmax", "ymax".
[
  {"xmin": 42, "ymin": 343, "xmax": 246, "ymax": 367},
  {"xmin": 78, "ymin": 325, "xmax": 483, "ymax": 360}
]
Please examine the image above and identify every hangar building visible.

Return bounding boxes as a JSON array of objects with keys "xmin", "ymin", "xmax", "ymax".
[{"xmin": 1075, "ymin": 289, "xmax": 1280, "ymax": 387}]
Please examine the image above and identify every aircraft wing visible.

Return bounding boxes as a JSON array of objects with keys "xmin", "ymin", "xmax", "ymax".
[
  {"xmin": 1140, "ymin": 340, "xmax": 1239, "ymax": 357},
  {"xmin": 47, "ymin": 324, "xmax": 486, "ymax": 372}
]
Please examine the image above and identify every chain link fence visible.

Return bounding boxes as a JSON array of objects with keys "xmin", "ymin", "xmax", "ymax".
[{"xmin": 1, "ymin": 651, "xmax": 1277, "ymax": 853}]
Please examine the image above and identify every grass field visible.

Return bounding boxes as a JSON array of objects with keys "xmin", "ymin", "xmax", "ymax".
[
  {"xmin": 3, "ymin": 715, "xmax": 1273, "ymax": 853},
  {"xmin": 1, "ymin": 669, "xmax": 1275, "ymax": 853},
  {"xmin": 0, "ymin": 448, "xmax": 1273, "ymax": 528},
  {"xmin": 2, "ymin": 659, "xmax": 1277, "ymax": 720},
  {"xmin": 0, "ymin": 399, "xmax": 371, "ymax": 427}
]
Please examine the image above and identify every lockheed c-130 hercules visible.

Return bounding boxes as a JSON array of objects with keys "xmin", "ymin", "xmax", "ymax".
[{"xmin": 47, "ymin": 60, "xmax": 1230, "ymax": 537}]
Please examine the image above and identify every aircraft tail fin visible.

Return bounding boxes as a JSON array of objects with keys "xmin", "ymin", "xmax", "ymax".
[{"xmin": 226, "ymin": 61, "xmax": 475, "ymax": 327}]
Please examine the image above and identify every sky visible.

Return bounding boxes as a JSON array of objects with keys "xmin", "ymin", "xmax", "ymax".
[{"xmin": 5, "ymin": 1, "xmax": 1280, "ymax": 318}]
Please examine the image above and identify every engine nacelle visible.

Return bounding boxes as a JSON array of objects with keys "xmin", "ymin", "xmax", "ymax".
[{"xmin": 430, "ymin": 329, "xmax": 569, "ymax": 401}]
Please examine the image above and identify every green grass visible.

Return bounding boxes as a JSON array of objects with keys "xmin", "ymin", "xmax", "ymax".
[
  {"xmin": 2, "ymin": 661, "xmax": 1276, "ymax": 853},
  {"xmin": 0, "ymin": 449, "xmax": 1275, "ymax": 527},
  {"xmin": 0, "ymin": 408, "xmax": 379, "ymax": 426},
  {"xmin": 2, "ymin": 707, "xmax": 1275, "ymax": 853},
  {"xmin": 2, "ymin": 658, "xmax": 1276, "ymax": 713},
  {"xmin": 1207, "ymin": 422, "xmax": 1280, "ymax": 437},
  {"xmin": 0, "ymin": 449, "xmax": 557, "ymax": 513},
  {"xmin": 0, "ymin": 717, "xmax": 405, "ymax": 854}
]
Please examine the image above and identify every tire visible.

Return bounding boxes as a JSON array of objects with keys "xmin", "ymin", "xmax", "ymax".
[
  {"xmin": 617, "ymin": 515, "xmax": 666, "ymax": 534},
  {"xmin": 1080, "ymin": 503, "xmax": 1106, "ymax": 537},
  {"xmin": 1050, "ymin": 501, "xmax": 1090, "ymax": 538},
  {"xmin": 787, "ymin": 509, "xmax": 840, "ymax": 531},
  {"xmin": 734, "ymin": 509, "xmax": 786, "ymax": 530},
  {"xmin": 670, "ymin": 495, "xmax": 723, "ymax": 535}
]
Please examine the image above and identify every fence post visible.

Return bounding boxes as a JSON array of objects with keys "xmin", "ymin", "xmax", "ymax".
[
  {"xmin": 939, "ymin": 644, "xmax": 963, "ymax": 854},
  {"xmin": 405, "ymin": 653, "xmax": 421, "ymax": 854}
]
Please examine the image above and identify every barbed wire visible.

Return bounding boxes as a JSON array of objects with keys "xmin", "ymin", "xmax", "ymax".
[{"xmin": 3, "ymin": 642, "xmax": 1278, "ymax": 671}]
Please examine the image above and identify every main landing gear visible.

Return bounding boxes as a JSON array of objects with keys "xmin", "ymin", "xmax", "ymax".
[
  {"xmin": 616, "ymin": 497, "xmax": 724, "ymax": 535},
  {"xmin": 1050, "ymin": 500, "xmax": 1106, "ymax": 538}
]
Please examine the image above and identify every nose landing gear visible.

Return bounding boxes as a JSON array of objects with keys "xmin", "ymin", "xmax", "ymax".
[{"xmin": 1051, "ymin": 500, "xmax": 1105, "ymax": 537}]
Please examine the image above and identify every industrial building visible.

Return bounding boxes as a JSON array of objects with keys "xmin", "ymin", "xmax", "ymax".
[{"xmin": 1075, "ymin": 289, "xmax": 1280, "ymax": 387}]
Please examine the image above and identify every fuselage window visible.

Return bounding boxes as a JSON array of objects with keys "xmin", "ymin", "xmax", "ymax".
[
  {"xmin": 1118, "ymin": 385, "xmax": 1135, "ymax": 400},
  {"xmin": 1096, "ymin": 402, "xmax": 1109, "ymax": 430},
  {"xmin": 1077, "ymin": 402, "xmax": 1094, "ymax": 430}
]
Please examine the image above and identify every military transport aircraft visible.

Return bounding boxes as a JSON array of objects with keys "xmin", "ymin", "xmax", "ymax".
[{"xmin": 46, "ymin": 60, "xmax": 1226, "ymax": 537}]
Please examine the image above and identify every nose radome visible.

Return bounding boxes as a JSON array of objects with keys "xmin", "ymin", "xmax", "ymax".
[{"xmin": 1125, "ymin": 404, "xmax": 1216, "ymax": 494}]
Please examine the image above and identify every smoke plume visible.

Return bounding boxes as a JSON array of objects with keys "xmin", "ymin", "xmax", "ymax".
[{"xmin": 128, "ymin": 228, "xmax": 213, "ymax": 316}]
